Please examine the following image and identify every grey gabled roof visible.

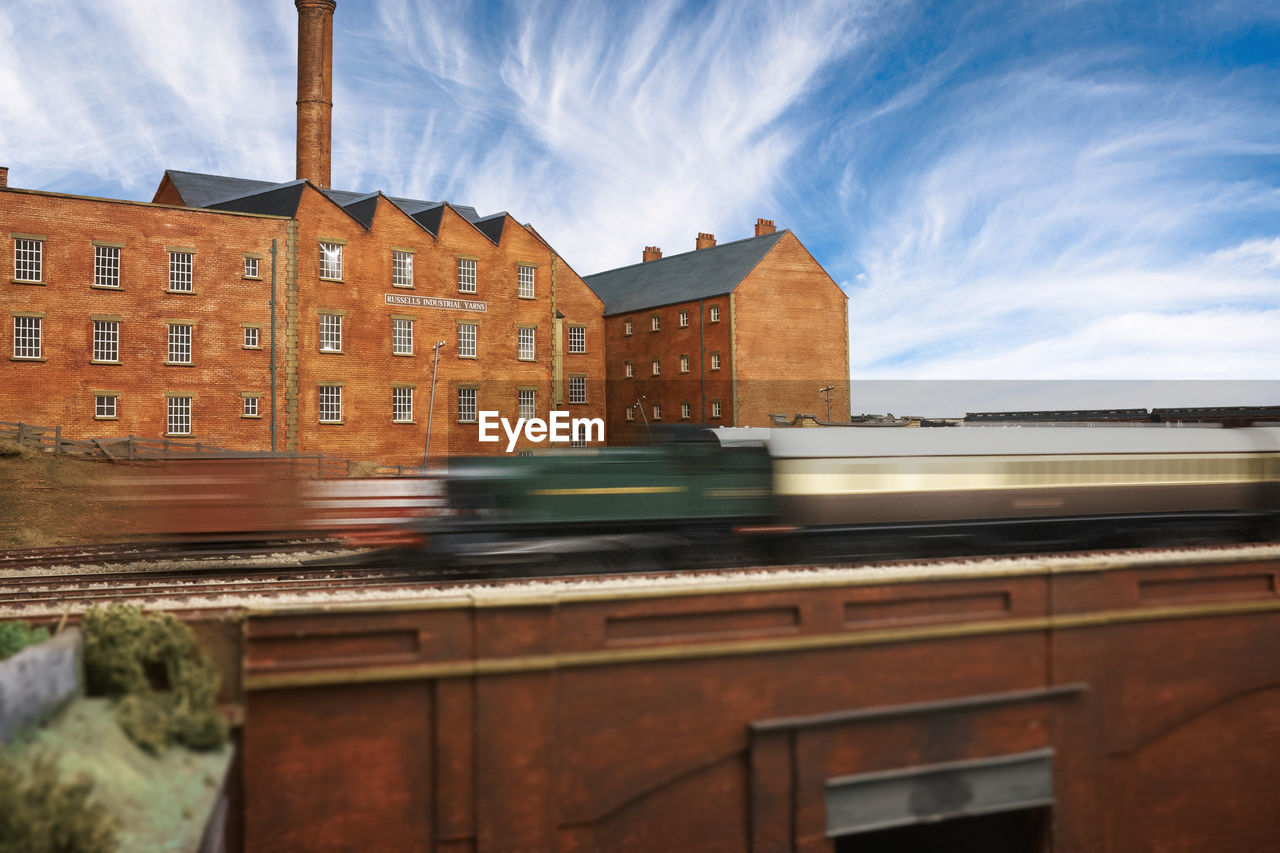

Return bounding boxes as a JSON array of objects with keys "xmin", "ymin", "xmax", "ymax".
[
  {"xmin": 583, "ymin": 230, "xmax": 788, "ymax": 316},
  {"xmin": 160, "ymin": 170, "xmax": 491, "ymax": 236}
]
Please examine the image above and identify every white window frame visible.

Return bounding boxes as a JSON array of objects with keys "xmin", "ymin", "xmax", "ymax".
[
  {"xmin": 13, "ymin": 239, "xmax": 42, "ymax": 282},
  {"xmin": 458, "ymin": 387, "xmax": 477, "ymax": 423},
  {"xmin": 652, "ymin": 358, "xmax": 661, "ymax": 376},
  {"xmin": 243, "ymin": 396, "xmax": 259, "ymax": 418},
  {"xmin": 517, "ymin": 327, "xmax": 535, "ymax": 361},
  {"xmin": 625, "ymin": 360, "xmax": 633, "ymax": 378},
  {"xmin": 392, "ymin": 318, "xmax": 414, "ymax": 355},
  {"xmin": 568, "ymin": 325, "xmax": 586, "ymax": 353},
  {"xmin": 95, "ymin": 395, "xmax": 117, "ymax": 419},
  {"xmin": 243, "ymin": 327, "xmax": 260, "ymax": 349},
  {"xmin": 13, "ymin": 316, "xmax": 41, "ymax": 359},
  {"xmin": 167, "ymin": 396, "xmax": 191, "ymax": 436},
  {"xmin": 458, "ymin": 258, "xmax": 477, "ymax": 294},
  {"xmin": 625, "ymin": 405, "xmax": 635, "ymax": 422},
  {"xmin": 167, "ymin": 324, "xmax": 192, "ymax": 364},
  {"xmin": 679, "ymin": 310, "xmax": 689, "ymax": 328},
  {"xmin": 319, "ymin": 314, "xmax": 342, "ymax": 352},
  {"xmin": 679, "ymin": 354, "xmax": 690, "ymax": 374},
  {"xmin": 711, "ymin": 400, "xmax": 722, "ymax": 419},
  {"xmin": 681, "ymin": 401, "xmax": 691, "ymax": 420},
  {"xmin": 518, "ymin": 388, "xmax": 535, "ymax": 420},
  {"xmin": 458, "ymin": 323, "xmax": 477, "ymax": 358},
  {"xmin": 711, "ymin": 352, "xmax": 721, "ymax": 370},
  {"xmin": 94, "ymin": 246, "xmax": 121, "ymax": 288},
  {"xmin": 168, "ymin": 252, "xmax": 193, "ymax": 292},
  {"xmin": 319, "ymin": 242, "xmax": 343, "ymax": 281},
  {"xmin": 569, "ymin": 375, "xmax": 586, "ymax": 404},
  {"xmin": 392, "ymin": 251, "xmax": 413, "ymax": 288},
  {"xmin": 393, "ymin": 387, "xmax": 414, "ymax": 423},
  {"xmin": 93, "ymin": 320, "xmax": 119, "ymax": 363},
  {"xmin": 518, "ymin": 265, "xmax": 535, "ymax": 299},
  {"xmin": 651, "ymin": 315, "xmax": 660, "ymax": 332},
  {"xmin": 244, "ymin": 256, "xmax": 259, "ymax": 279},
  {"xmin": 709, "ymin": 306, "xmax": 721, "ymax": 323},
  {"xmin": 653, "ymin": 403, "xmax": 662, "ymax": 421},
  {"xmin": 319, "ymin": 385, "xmax": 342, "ymax": 423},
  {"xmin": 624, "ymin": 319, "xmax": 633, "ymax": 336}
]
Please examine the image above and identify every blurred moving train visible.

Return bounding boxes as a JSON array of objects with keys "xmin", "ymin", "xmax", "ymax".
[
  {"xmin": 110, "ymin": 425, "xmax": 1280, "ymax": 568},
  {"xmin": 412, "ymin": 425, "xmax": 1280, "ymax": 568}
]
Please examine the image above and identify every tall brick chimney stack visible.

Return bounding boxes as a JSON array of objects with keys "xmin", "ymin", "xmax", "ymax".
[
  {"xmin": 0, "ymin": 166, "xmax": 8, "ymax": 188},
  {"xmin": 642, "ymin": 246, "xmax": 662, "ymax": 263},
  {"xmin": 296, "ymin": 0, "xmax": 337, "ymax": 188},
  {"xmin": 755, "ymin": 218, "xmax": 776, "ymax": 236},
  {"xmin": 696, "ymin": 232, "xmax": 716, "ymax": 250}
]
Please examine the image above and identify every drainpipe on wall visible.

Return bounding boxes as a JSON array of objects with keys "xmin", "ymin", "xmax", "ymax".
[
  {"xmin": 699, "ymin": 299, "xmax": 706, "ymax": 423},
  {"xmin": 270, "ymin": 239, "xmax": 278, "ymax": 452}
]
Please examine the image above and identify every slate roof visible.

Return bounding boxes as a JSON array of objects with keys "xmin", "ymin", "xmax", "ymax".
[
  {"xmin": 582, "ymin": 230, "xmax": 788, "ymax": 316},
  {"xmin": 161, "ymin": 170, "xmax": 493, "ymax": 238}
]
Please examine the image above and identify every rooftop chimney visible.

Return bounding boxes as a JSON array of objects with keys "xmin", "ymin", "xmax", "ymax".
[
  {"xmin": 696, "ymin": 232, "xmax": 716, "ymax": 250},
  {"xmin": 0, "ymin": 166, "xmax": 7, "ymax": 188},
  {"xmin": 755, "ymin": 218, "xmax": 776, "ymax": 236},
  {"xmin": 642, "ymin": 245, "xmax": 663, "ymax": 263},
  {"xmin": 296, "ymin": 0, "xmax": 336, "ymax": 188}
]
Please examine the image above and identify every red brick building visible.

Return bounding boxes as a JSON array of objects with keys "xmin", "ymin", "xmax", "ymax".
[{"xmin": 584, "ymin": 221, "xmax": 850, "ymax": 440}]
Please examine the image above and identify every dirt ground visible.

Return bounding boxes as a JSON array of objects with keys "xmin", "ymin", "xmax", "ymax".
[{"xmin": 0, "ymin": 442, "xmax": 138, "ymax": 549}]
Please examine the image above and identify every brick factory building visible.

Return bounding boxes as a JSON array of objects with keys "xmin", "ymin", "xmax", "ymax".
[
  {"xmin": 584, "ymin": 223, "xmax": 850, "ymax": 440},
  {"xmin": 1, "ymin": 0, "xmax": 850, "ymax": 464}
]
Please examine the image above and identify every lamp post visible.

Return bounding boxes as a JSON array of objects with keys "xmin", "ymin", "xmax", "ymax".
[
  {"xmin": 635, "ymin": 396, "xmax": 654, "ymax": 444},
  {"xmin": 423, "ymin": 340, "xmax": 447, "ymax": 469},
  {"xmin": 819, "ymin": 385, "xmax": 835, "ymax": 422}
]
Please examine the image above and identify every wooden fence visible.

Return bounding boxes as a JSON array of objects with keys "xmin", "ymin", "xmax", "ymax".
[{"xmin": 0, "ymin": 420, "xmax": 352, "ymax": 478}]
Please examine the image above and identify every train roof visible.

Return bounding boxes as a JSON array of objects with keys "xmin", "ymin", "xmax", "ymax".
[{"xmin": 748, "ymin": 426, "xmax": 1280, "ymax": 458}]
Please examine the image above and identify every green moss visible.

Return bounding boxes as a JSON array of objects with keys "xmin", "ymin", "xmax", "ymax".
[
  {"xmin": 0, "ymin": 621, "xmax": 50, "ymax": 661},
  {"xmin": 0, "ymin": 753, "xmax": 117, "ymax": 853},
  {"xmin": 80, "ymin": 605, "xmax": 227, "ymax": 754}
]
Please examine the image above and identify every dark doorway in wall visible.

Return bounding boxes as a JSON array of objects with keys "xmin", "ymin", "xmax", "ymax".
[{"xmin": 833, "ymin": 807, "xmax": 1048, "ymax": 853}]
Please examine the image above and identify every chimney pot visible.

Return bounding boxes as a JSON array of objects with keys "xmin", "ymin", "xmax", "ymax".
[
  {"xmin": 642, "ymin": 245, "xmax": 662, "ymax": 263},
  {"xmin": 754, "ymin": 218, "xmax": 776, "ymax": 236},
  {"xmin": 296, "ymin": 0, "xmax": 337, "ymax": 188},
  {"xmin": 696, "ymin": 232, "xmax": 716, "ymax": 250},
  {"xmin": 0, "ymin": 166, "xmax": 7, "ymax": 188}
]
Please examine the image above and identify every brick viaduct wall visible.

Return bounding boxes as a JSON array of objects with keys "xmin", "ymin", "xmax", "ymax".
[{"xmin": 238, "ymin": 548, "xmax": 1280, "ymax": 851}]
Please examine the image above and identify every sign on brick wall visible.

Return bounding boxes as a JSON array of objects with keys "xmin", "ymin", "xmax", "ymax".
[{"xmin": 384, "ymin": 293, "xmax": 488, "ymax": 313}]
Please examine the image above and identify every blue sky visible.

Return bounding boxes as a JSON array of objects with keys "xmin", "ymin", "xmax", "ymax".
[{"xmin": 2, "ymin": 0, "xmax": 1278, "ymax": 398}]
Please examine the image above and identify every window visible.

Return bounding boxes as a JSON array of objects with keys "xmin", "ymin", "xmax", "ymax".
[
  {"xmin": 625, "ymin": 405, "xmax": 635, "ymax": 422},
  {"xmin": 651, "ymin": 358, "xmax": 661, "ymax": 376},
  {"xmin": 319, "ymin": 242, "xmax": 343, "ymax": 280},
  {"xmin": 458, "ymin": 387, "xmax": 477, "ymax": 423},
  {"xmin": 167, "ymin": 396, "xmax": 192, "ymax": 435},
  {"xmin": 711, "ymin": 351, "xmax": 721, "ymax": 370},
  {"xmin": 94, "ymin": 246, "xmax": 120, "ymax": 288},
  {"xmin": 679, "ymin": 354, "xmax": 690, "ymax": 373},
  {"xmin": 392, "ymin": 318, "xmax": 414, "ymax": 355},
  {"xmin": 243, "ymin": 396, "xmax": 259, "ymax": 418},
  {"xmin": 95, "ymin": 395, "xmax": 117, "ymax": 419},
  {"xmin": 169, "ymin": 252, "xmax": 193, "ymax": 292},
  {"xmin": 319, "ymin": 385, "xmax": 342, "ymax": 423},
  {"xmin": 243, "ymin": 327, "xmax": 260, "ymax": 348},
  {"xmin": 458, "ymin": 322, "xmax": 477, "ymax": 358},
  {"xmin": 518, "ymin": 388, "xmax": 535, "ymax": 420},
  {"xmin": 518, "ymin": 327, "xmax": 535, "ymax": 361},
  {"xmin": 320, "ymin": 314, "xmax": 342, "ymax": 352},
  {"xmin": 13, "ymin": 316, "xmax": 40, "ymax": 359},
  {"xmin": 457, "ymin": 258, "xmax": 476, "ymax": 293},
  {"xmin": 681, "ymin": 401, "xmax": 691, "ymax": 420},
  {"xmin": 624, "ymin": 360, "xmax": 633, "ymax": 378},
  {"xmin": 709, "ymin": 305, "xmax": 721, "ymax": 323},
  {"xmin": 518, "ymin": 265, "xmax": 535, "ymax": 298},
  {"xmin": 624, "ymin": 319, "xmax": 633, "ymax": 336},
  {"xmin": 392, "ymin": 251, "xmax": 413, "ymax": 288},
  {"xmin": 568, "ymin": 325, "xmax": 585, "ymax": 353},
  {"xmin": 13, "ymin": 239, "xmax": 42, "ymax": 282},
  {"xmin": 653, "ymin": 403, "xmax": 662, "ymax": 420},
  {"xmin": 650, "ymin": 315, "xmax": 660, "ymax": 332},
  {"xmin": 679, "ymin": 310, "xmax": 689, "ymax": 328},
  {"xmin": 93, "ymin": 321, "xmax": 119, "ymax": 362},
  {"xmin": 244, "ymin": 256, "xmax": 259, "ymax": 279},
  {"xmin": 167, "ymin": 324, "xmax": 192, "ymax": 364},
  {"xmin": 569, "ymin": 375, "xmax": 586, "ymax": 404},
  {"xmin": 393, "ymin": 387, "xmax": 414, "ymax": 423},
  {"xmin": 711, "ymin": 400, "xmax": 722, "ymax": 419}
]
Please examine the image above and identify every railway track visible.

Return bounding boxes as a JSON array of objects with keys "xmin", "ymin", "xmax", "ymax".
[{"xmin": 0, "ymin": 539, "xmax": 347, "ymax": 572}]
